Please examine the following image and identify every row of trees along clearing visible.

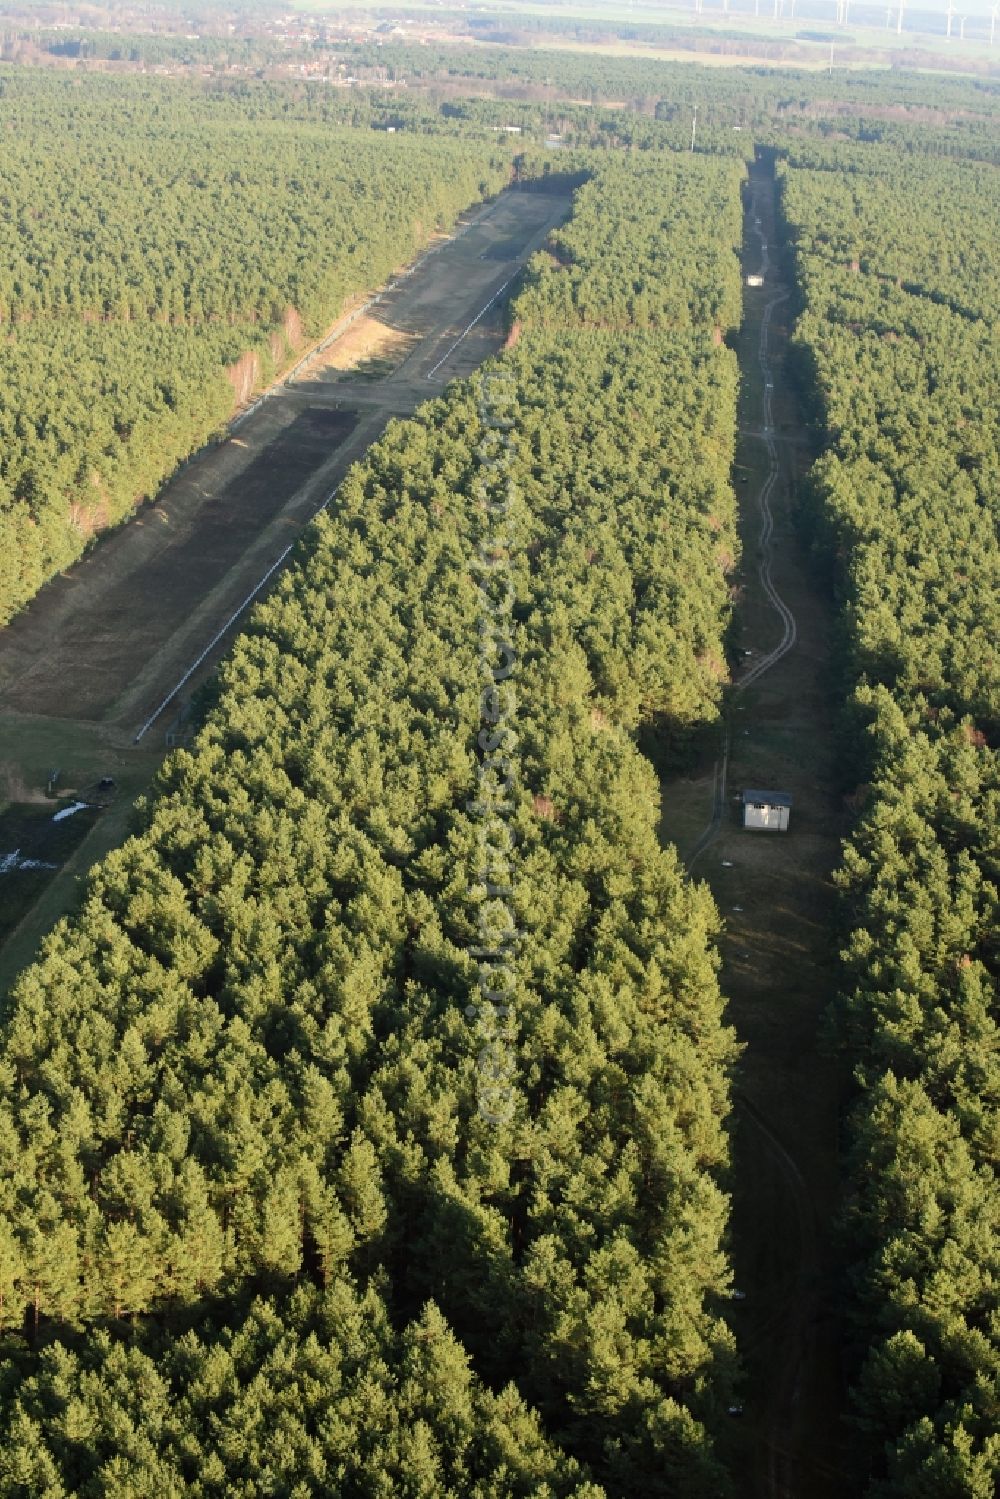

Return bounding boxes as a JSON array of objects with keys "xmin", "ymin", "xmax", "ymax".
[
  {"xmin": 0, "ymin": 67, "xmax": 510, "ymax": 626},
  {"xmin": 0, "ymin": 150, "xmax": 747, "ymax": 1496},
  {"xmin": 782, "ymin": 142, "xmax": 1000, "ymax": 1497}
]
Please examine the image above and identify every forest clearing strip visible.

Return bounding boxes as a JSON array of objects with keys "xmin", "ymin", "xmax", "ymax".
[
  {"xmin": 732, "ymin": 190, "xmax": 812, "ymax": 1499},
  {"xmin": 0, "ymin": 193, "xmax": 564, "ymax": 737},
  {"xmin": 168, "ymin": 199, "xmax": 500, "ymax": 477},
  {"xmin": 133, "ymin": 200, "xmax": 570, "ymax": 739},
  {"xmin": 255, "ymin": 196, "xmax": 500, "ymax": 406},
  {"xmin": 134, "ymin": 267, "xmax": 530, "ymax": 741},
  {"xmin": 682, "ymin": 171, "xmax": 831, "ymax": 1499},
  {"xmin": 132, "ymin": 533, "xmax": 302, "ymax": 743},
  {"xmin": 424, "ymin": 268, "xmax": 522, "ymax": 381}
]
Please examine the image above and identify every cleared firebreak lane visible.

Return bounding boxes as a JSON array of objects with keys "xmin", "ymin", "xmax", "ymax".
[
  {"xmin": 687, "ymin": 198, "xmax": 796, "ymax": 864},
  {"xmin": 684, "ymin": 182, "xmax": 816, "ymax": 1499}
]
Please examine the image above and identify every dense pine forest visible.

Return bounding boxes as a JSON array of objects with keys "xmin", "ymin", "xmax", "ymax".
[
  {"xmin": 0, "ymin": 150, "xmax": 747, "ymax": 1495},
  {"xmin": 783, "ymin": 145, "xmax": 1000, "ymax": 1495},
  {"xmin": 1, "ymin": 56, "xmax": 996, "ymax": 628},
  {"xmin": 0, "ymin": 70, "xmax": 509, "ymax": 625},
  {"xmin": 1, "ymin": 41, "xmax": 998, "ymax": 1494}
]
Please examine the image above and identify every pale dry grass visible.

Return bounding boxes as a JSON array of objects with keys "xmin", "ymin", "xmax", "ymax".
[{"xmin": 312, "ymin": 314, "xmax": 417, "ymax": 377}]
